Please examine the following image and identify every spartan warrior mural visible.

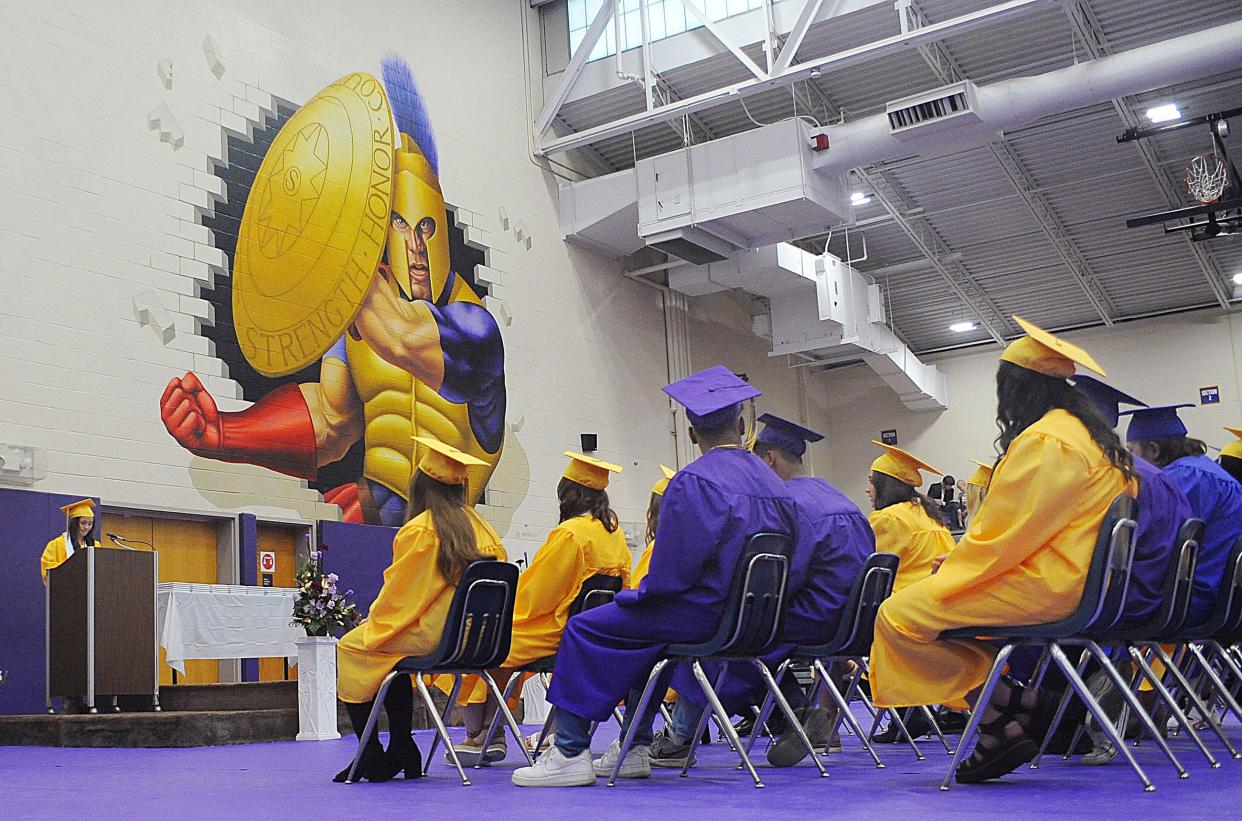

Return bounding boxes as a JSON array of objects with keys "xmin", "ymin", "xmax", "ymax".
[{"xmin": 159, "ymin": 56, "xmax": 506, "ymax": 525}]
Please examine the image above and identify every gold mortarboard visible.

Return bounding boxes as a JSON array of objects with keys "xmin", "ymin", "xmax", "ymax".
[
  {"xmin": 1223, "ymin": 426, "xmax": 1242, "ymax": 460},
  {"xmin": 870, "ymin": 441, "xmax": 941, "ymax": 488},
  {"xmin": 563, "ymin": 451, "xmax": 623, "ymax": 491},
  {"xmin": 414, "ymin": 436, "xmax": 487, "ymax": 486},
  {"xmin": 999, "ymin": 315, "xmax": 1106, "ymax": 379},
  {"xmin": 60, "ymin": 499, "xmax": 96, "ymax": 519},
  {"xmin": 966, "ymin": 459, "xmax": 994, "ymax": 489},
  {"xmin": 651, "ymin": 465, "xmax": 676, "ymax": 497}
]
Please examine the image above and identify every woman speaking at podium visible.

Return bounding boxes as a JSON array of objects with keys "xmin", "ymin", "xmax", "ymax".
[{"xmin": 40, "ymin": 499, "xmax": 99, "ymax": 584}]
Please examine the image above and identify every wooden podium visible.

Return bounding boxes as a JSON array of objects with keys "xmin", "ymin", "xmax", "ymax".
[{"xmin": 46, "ymin": 547, "xmax": 159, "ymax": 713}]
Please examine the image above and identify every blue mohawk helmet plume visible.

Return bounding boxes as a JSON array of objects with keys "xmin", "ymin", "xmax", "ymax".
[{"xmin": 380, "ymin": 53, "xmax": 439, "ymax": 177}]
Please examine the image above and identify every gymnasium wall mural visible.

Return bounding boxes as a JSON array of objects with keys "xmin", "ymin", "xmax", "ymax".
[{"xmin": 158, "ymin": 55, "xmax": 506, "ymax": 527}]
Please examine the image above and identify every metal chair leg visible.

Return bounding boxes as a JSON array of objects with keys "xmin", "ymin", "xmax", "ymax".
[
  {"xmin": 416, "ymin": 674, "xmax": 469, "ymax": 784},
  {"xmin": 1084, "ymin": 641, "xmax": 1186, "ymax": 778},
  {"xmin": 1130, "ymin": 645, "xmax": 1218, "ymax": 768},
  {"xmin": 1031, "ymin": 646, "xmax": 1089, "ymax": 767},
  {"xmin": 679, "ymin": 675, "xmax": 720, "ymax": 778},
  {"xmin": 690, "ymin": 659, "xmax": 763, "ymax": 788},
  {"xmin": 753, "ymin": 659, "xmax": 828, "ymax": 778},
  {"xmin": 1049, "ymin": 644, "xmax": 1153, "ymax": 792},
  {"xmin": 481, "ymin": 670, "xmax": 535, "ymax": 766},
  {"xmin": 1188, "ymin": 643, "xmax": 1242, "ymax": 726},
  {"xmin": 814, "ymin": 659, "xmax": 884, "ymax": 768},
  {"xmin": 608, "ymin": 659, "xmax": 667, "ymax": 787},
  {"xmin": 939, "ymin": 643, "xmax": 1016, "ymax": 791},
  {"xmin": 344, "ymin": 671, "xmax": 398, "ymax": 783},
  {"xmin": 1152, "ymin": 643, "xmax": 1240, "ymax": 759},
  {"xmin": 424, "ymin": 673, "xmax": 461, "ymax": 772},
  {"xmin": 476, "ymin": 670, "xmax": 522, "ymax": 767},
  {"xmin": 743, "ymin": 660, "xmax": 786, "ymax": 761},
  {"xmin": 920, "ymin": 704, "xmax": 954, "ymax": 754},
  {"xmin": 858, "ymin": 658, "xmax": 923, "ymax": 761}
]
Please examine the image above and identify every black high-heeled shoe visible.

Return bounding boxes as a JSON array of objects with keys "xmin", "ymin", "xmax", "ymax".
[
  {"xmin": 333, "ymin": 742, "xmax": 397, "ymax": 783},
  {"xmin": 388, "ymin": 737, "xmax": 424, "ymax": 779}
]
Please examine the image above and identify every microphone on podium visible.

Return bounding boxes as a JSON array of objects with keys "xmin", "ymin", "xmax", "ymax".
[{"xmin": 107, "ymin": 533, "xmax": 151, "ymax": 551}]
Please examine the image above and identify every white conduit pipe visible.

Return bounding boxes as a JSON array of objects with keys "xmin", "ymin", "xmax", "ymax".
[{"xmin": 811, "ymin": 19, "xmax": 1242, "ymax": 175}]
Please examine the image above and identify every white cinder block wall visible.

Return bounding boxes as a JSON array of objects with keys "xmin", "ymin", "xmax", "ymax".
[
  {"xmin": 815, "ymin": 310, "xmax": 1242, "ymax": 510},
  {"xmin": 0, "ymin": 0, "xmax": 690, "ymax": 555}
]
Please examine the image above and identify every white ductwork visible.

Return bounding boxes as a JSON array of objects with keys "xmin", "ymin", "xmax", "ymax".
[
  {"xmin": 812, "ymin": 19, "xmax": 1242, "ymax": 174},
  {"xmin": 668, "ymin": 244, "xmax": 948, "ymax": 411},
  {"xmin": 556, "ymin": 19, "xmax": 1242, "ymax": 259}
]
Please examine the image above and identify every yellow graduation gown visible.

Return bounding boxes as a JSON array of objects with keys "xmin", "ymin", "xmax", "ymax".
[
  {"xmin": 869, "ymin": 500, "xmax": 955, "ymax": 593},
  {"xmin": 337, "ymin": 507, "xmax": 506, "ymax": 703},
  {"xmin": 453, "ymin": 514, "xmax": 630, "ymax": 705},
  {"xmin": 631, "ymin": 539, "xmax": 655, "ymax": 589},
  {"xmin": 869, "ymin": 409, "xmax": 1129, "ymax": 710},
  {"xmin": 40, "ymin": 534, "xmax": 73, "ymax": 585}
]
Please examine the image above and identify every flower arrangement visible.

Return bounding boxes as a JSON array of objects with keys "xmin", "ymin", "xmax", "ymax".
[{"xmin": 291, "ymin": 550, "xmax": 360, "ymax": 637}]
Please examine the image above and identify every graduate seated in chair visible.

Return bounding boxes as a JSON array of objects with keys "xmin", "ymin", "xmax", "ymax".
[
  {"xmin": 1123, "ymin": 405, "xmax": 1242, "ymax": 628},
  {"xmin": 868, "ymin": 316, "xmax": 1134, "ymax": 784},
  {"xmin": 632, "ymin": 466, "xmax": 676, "ymax": 589},
  {"xmin": 333, "ymin": 438, "xmax": 506, "ymax": 783},
  {"xmin": 646, "ymin": 413, "xmax": 874, "ymax": 769},
  {"xmin": 447, "ymin": 452, "xmax": 631, "ymax": 765},
  {"xmin": 511, "ymin": 366, "xmax": 799, "ymax": 787}
]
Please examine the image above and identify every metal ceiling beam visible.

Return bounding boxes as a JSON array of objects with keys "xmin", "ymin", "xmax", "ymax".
[
  {"xmin": 536, "ymin": 0, "xmax": 1056, "ymax": 156},
  {"xmin": 682, "ymin": 0, "xmax": 767, "ymax": 80},
  {"xmin": 1065, "ymin": 0, "xmax": 1232, "ymax": 308},
  {"xmin": 858, "ymin": 166, "xmax": 1013, "ymax": 345},
  {"xmin": 536, "ymin": 0, "xmax": 614, "ymax": 136},
  {"xmin": 903, "ymin": 0, "xmax": 1117, "ymax": 325}
]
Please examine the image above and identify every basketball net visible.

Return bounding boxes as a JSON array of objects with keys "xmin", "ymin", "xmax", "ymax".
[{"xmin": 1185, "ymin": 152, "xmax": 1228, "ymax": 204}]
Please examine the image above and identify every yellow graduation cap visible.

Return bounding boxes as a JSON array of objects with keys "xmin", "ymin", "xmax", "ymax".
[
  {"xmin": 651, "ymin": 465, "xmax": 676, "ymax": 497},
  {"xmin": 966, "ymin": 459, "xmax": 994, "ymax": 489},
  {"xmin": 563, "ymin": 451, "xmax": 623, "ymax": 491},
  {"xmin": 413, "ymin": 436, "xmax": 487, "ymax": 486},
  {"xmin": 999, "ymin": 316, "xmax": 1106, "ymax": 379},
  {"xmin": 1224, "ymin": 426, "xmax": 1242, "ymax": 460},
  {"xmin": 60, "ymin": 498, "xmax": 96, "ymax": 519},
  {"xmin": 870, "ymin": 441, "xmax": 941, "ymax": 488}
]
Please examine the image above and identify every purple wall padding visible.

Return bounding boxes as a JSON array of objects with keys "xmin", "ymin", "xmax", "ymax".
[
  {"xmin": 317, "ymin": 519, "xmax": 397, "ymax": 620},
  {"xmin": 238, "ymin": 513, "xmax": 259, "ymax": 681},
  {"xmin": 0, "ymin": 488, "xmax": 100, "ymax": 715}
]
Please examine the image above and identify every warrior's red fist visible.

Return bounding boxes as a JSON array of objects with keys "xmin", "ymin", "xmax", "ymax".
[{"xmin": 160, "ymin": 372, "xmax": 223, "ymax": 455}]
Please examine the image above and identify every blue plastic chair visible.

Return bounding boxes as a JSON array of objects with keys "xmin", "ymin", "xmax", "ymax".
[
  {"xmin": 608, "ymin": 532, "xmax": 802, "ymax": 788},
  {"xmin": 343, "ymin": 559, "xmax": 532, "ymax": 786}
]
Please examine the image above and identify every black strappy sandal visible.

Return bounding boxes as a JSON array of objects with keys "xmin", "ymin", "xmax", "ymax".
[{"xmin": 956, "ymin": 681, "xmax": 1038, "ymax": 784}]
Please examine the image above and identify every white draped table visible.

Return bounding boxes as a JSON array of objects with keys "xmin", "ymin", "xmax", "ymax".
[{"xmin": 156, "ymin": 583, "xmax": 305, "ymax": 674}]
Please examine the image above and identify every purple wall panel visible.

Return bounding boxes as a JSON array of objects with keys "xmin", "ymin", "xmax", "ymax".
[
  {"xmin": 317, "ymin": 519, "xmax": 397, "ymax": 620},
  {"xmin": 0, "ymin": 488, "xmax": 99, "ymax": 715}
]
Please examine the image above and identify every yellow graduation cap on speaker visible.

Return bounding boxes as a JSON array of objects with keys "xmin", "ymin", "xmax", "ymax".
[
  {"xmin": 60, "ymin": 499, "xmax": 96, "ymax": 519},
  {"xmin": 563, "ymin": 451, "xmax": 623, "ymax": 491},
  {"xmin": 870, "ymin": 441, "xmax": 941, "ymax": 488},
  {"xmin": 651, "ymin": 465, "xmax": 676, "ymax": 497},
  {"xmin": 1224, "ymin": 426, "xmax": 1242, "ymax": 460},
  {"xmin": 966, "ymin": 459, "xmax": 994, "ymax": 489},
  {"xmin": 999, "ymin": 315, "xmax": 1106, "ymax": 379},
  {"xmin": 414, "ymin": 436, "xmax": 487, "ymax": 486}
]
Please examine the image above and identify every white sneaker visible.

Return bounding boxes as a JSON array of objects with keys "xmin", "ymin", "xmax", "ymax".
[
  {"xmin": 592, "ymin": 738, "xmax": 651, "ymax": 778},
  {"xmin": 511, "ymin": 746, "xmax": 596, "ymax": 787}
]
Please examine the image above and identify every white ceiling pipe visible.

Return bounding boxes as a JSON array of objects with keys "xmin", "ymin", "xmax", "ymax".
[{"xmin": 811, "ymin": 18, "xmax": 1242, "ymax": 174}]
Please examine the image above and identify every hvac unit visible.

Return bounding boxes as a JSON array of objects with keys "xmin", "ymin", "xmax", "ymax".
[{"xmin": 886, "ymin": 81, "xmax": 982, "ymax": 141}]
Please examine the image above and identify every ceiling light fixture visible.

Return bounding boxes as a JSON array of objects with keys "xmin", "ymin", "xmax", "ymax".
[
  {"xmin": 949, "ymin": 321, "xmax": 976, "ymax": 333},
  {"xmin": 850, "ymin": 191, "xmax": 872, "ymax": 205},
  {"xmin": 1233, "ymin": 272, "xmax": 1242, "ymax": 285},
  {"xmin": 1145, "ymin": 103, "xmax": 1181, "ymax": 123}
]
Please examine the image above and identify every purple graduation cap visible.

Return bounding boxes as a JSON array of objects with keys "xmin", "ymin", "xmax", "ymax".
[
  {"xmin": 756, "ymin": 413, "xmax": 823, "ymax": 457},
  {"xmin": 1073, "ymin": 375, "xmax": 1147, "ymax": 428},
  {"xmin": 663, "ymin": 365, "xmax": 760, "ymax": 430},
  {"xmin": 1120, "ymin": 404, "xmax": 1195, "ymax": 442}
]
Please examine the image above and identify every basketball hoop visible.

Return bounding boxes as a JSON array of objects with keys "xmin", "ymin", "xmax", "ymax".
[{"xmin": 1185, "ymin": 152, "xmax": 1228, "ymax": 204}]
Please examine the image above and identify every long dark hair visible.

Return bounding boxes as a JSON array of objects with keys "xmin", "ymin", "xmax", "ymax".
[
  {"xmin": 871, "ymin": 471, "xmax": 943, "ymax": 522},
  {"xmin": 407, "ymin": 470, "xmax": 483, "ymax": 582},
  {"xmin": 1222, "ymin": 454, "xmax": 1242, "ymax": 484},
  {"xmin": 1138, "ymin": 437, "xmax": 1208, "ymax": 469},
  {"xmin": 67, "ymin": 516, "xmax": 98, "ymax": 549},
  {"xmin": 644, "ymin": 491, "xmax": 663, "ymax": 544},
  {"xmin": 995, "ymin": 361, "xmax": 1134, "ymax": 479},
  {"xmin": 558, "ymin": 477, "xmax": 619, "ymax": 533}
]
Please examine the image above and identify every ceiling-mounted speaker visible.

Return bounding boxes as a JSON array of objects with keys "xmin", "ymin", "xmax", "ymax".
[{"xmin": 580, "ymin": 433, "xmax": 598, "ymax": 453}]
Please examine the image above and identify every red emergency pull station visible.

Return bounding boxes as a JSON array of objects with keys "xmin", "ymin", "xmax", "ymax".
[{"xmin": 811, "ymin": 134, "xmax": 829, "ymax": 151}]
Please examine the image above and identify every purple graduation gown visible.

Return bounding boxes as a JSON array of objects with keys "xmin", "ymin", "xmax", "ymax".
[
  {"xmin": 1163, "ymin": 455, "xmax": 1242, "ymax": 626},
  {"xmin": 1117, "ymin": 457, "xmax": 1193, "ymax": 629},
  {"xmin": 545, "ymin": 447, "xmax": 797, "ymax": 722},
  {"xmin": 670, "ymin": 476, "xmax": 874, "ymax": 712}
]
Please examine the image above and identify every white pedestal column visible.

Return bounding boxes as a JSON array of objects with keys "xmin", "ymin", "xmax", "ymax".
[{"xmin": 294, "ymin": 636, "xmax": 341, "ymax": 741}]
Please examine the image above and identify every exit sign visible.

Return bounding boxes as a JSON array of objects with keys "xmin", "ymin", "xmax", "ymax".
[{"xmin": 1200, "ymin": 386, "xmax": 1220, "ymax": 405}]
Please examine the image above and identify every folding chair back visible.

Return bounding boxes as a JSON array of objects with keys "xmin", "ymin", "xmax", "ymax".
[
  {"xmin": 406, "ymin": 559, "xmax": 520, "ymax": 671},
  {"xmin": 794, "ymin": 552, "xmax": 899, "ymax": 659},
  {"xmin": 569, "ymin": 572, "xmax": 623, "ymax": 617}
]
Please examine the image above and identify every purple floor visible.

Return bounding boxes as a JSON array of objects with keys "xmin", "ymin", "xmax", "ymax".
[{"xmin": 4, "ymin": 713, "xmax": 1239, "ymax": 820}]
